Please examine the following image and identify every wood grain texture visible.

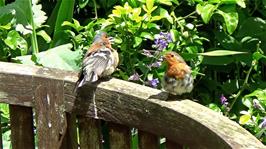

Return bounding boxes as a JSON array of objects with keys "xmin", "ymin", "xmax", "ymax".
[
  {"xmin": 138, "ymin": 130, "xmax": 159, "ymax": 149},
  {"xmin": 165, "ymin": 140, "xmax": 183, "ymax": 149},
  {"xmin": 108, "ymin": 122, "xmax": 131, "ymax": 149},
  {"xmin": 78, "ymin": 117, "xmax": 102, "ymax": 149},
  {"xmin": 61, "ymin": 113, "xmax": 78, "ymax": 149},
  {"xmin": 34, "ymin": 77, "xmax": 67, "ymax": 149},
  {"xmin": 9, "ymin": 105, "xmax": 35, "ymax": 149},
  {"xmin": 0, "ymin": 62, "xmax": 264, "ymax": 149}
]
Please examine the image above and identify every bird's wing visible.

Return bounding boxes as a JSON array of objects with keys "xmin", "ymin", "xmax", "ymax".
[{"xmin": 80, "ymin": 47, "xmax": 113, "ymax": 84}]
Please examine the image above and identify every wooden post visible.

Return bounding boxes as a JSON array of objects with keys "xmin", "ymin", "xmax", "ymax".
[
  {"xmin": 108, "ymin": 122, "xmax": 131, "ymax": 149},
  {"xmin": 9, "ymin": 105, "xmax": 35, "ymax": 149},
  {"xmin": 60, "ymin": 113, "xmax": 78, "ymax": 149},
  {"xmin": 138, "ymin": 130, "xmax": 159, "ymax": 149},
  {"xmin": 78, "ymin": 117, "xmax": 102, "ymax": 149},
  {"xmin": 166, "ymin": 140, "xmax": 183, "ymax": 149},
  {"xmin": 34, "ymin": 78, "xmax": 67, "ymax": 149}
]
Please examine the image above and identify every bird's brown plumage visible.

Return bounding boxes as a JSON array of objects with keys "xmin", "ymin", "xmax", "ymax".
[
  {"xmin": 75, "ymin": 32, "xmax": 119, "ymax": 90},
  {"xmin": 162, "ymin": 51, "xmax": 193, "ymax": 95}
]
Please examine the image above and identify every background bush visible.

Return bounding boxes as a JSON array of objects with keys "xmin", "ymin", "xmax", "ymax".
[{"xmin": 0, "ymin": 0, "xmax": 265, "ymax": 147}]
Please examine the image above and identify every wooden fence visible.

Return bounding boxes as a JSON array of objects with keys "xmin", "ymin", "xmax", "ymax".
[{"xmin": 0, "ymin": 62, "xmax": 264, "ymax": 149}]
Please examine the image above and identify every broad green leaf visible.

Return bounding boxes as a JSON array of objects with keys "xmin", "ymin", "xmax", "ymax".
[
  {"xmin": 51, "ymin": 0, "xmax": 75, "ymax": 47},
  {"xmin": 0, "ymin": 0, "xmax": 30, "ymax": 25},
  {"xmin": 14, "ymin": 44, "xmax": 83, "ymax": 71},
  {"xmin": 214, "ymin": 31, "xmax": 241, "ymax": 50},
  {"xmin": 216, "ymin": 5, "xmax": 238, "ymax": 34},
  {"xmin": 4, "ymin": 30, "xmax": 28, "ymax": 55},
  {"xmin": 237, "ymin": 17, "xmax": 266, "ymax": 38},
  {"xmin": 196, "ymin": 3, "xmax": 217, "ymax": 24},
  {"xmin": 239, "ymin": 114, "xmax": 251, "ymax": 125},
  {"xmin": 0, "ymin": 0, "xmax": 4, "ymax": 6},
  {"xmin": 199, "ymin": 50, "xmax": 246, "ymax": 56}
]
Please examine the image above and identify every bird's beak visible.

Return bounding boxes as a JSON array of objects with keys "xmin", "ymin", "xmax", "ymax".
[{"xmin": 108, "ymin": 36, "xmax": 115, "ymax": 43}]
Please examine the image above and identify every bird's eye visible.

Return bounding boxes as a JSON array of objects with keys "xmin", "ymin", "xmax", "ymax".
[{"xmin": 171, "ymin": 54, "xmax": 174, "ymax": 57}]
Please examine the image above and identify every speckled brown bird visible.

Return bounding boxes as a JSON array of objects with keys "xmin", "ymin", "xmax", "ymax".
[
  {"xmin": 76, "ymin": 32, "xmax": 119, "ymax": 88},
  {"xmin": 162, "ymin": 51, "xmax": 193, "ymax": 95}
]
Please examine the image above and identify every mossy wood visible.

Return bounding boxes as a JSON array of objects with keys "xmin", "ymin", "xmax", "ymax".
[{"xmin": 0, "ymin": 62, "xmax": 264, "ymax": 149}]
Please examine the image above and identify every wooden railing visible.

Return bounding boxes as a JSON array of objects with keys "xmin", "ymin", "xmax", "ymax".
[{"xmin": 0, "ymin": 62, "xmax": 264, "ymax": 149}]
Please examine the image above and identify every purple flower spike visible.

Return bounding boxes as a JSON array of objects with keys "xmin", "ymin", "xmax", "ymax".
[
  {"xmin": 150, "ymin": 61, "xmax": 162, "ymax": 68},
  {"xmin": 153, "ymin": 32, "xmax": 173, "ymax": 51},
  {"xmin": 149, "ymin": 78, "xmax": 159, "ymax": 88},
  {"xmin": 128, "ymin": 72, "xmax": 140, "ymax": 81},
  {"xmin": 220, "ymin": 94, "xmax": 228, "ymax": 105},
  {"xmin": 142, "ymin": 49, "xmax": 153, "ymax": 57}
]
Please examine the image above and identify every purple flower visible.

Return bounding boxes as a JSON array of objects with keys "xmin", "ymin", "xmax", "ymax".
[
  {"xmin": 128, "ymin": 72, "xmax": 140, "ymax": 81},
  {"xmin": 149, "ymin": 61, "xmax": 162, "ymax": 68},
  {"xmin": 142, "ymin": 49, "xmax": 153, "ymax": 57},
  {"xmin": 220, "ymin": 94, "xmax": 228, "ymax": 105},
  {"xmin": 153, "ymin": 32, "xmax": 172, "ymax": 51},
  {"xmin": 259, "ymin": 117, "xmax": 266, "ymax": 128},
  {"xmin": 148, "ymin": 78, "xmax": 159, "ymax": 88}
]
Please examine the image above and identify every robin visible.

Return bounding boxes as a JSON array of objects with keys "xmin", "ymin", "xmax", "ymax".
[
  {"xmin": 76, "ymin": 32, "xmax": 119, "ymax": 89},
  {"xmin": 162, "ymin": 51, "xmax": 194, "ymax": 95}
]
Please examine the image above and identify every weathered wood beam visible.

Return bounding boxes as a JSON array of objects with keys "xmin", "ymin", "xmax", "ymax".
[{"xmin": 0, "ymin": 62, "xmax": 264, "ymax": 149}]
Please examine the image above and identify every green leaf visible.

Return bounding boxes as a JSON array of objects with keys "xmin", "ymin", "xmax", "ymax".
[
  {"xmin": 51, "ymin": 0, "xmax": 75, "ymax": 47},
  {"xmin": 199, "ymin": 50, "xmax": 247, "ymax": 56},
  {"xmin": 242, "ymin": 98, "xmax": 252, "ymax": 108},
  {"xmin": 4, "ymin": 30, "xmax": 28, "ymax": 55},
  {"xmin": 253, "ymin": 52, "xmax": 266, "ymax": 61},
  {"xmin": 237, "ymin": 17, "xmax": 266, "ymax": 38},
  {"xmin": 0, "ymin": 23, "xmax": 11, "ymax": 30},
  {"xmin": 196, "ymin": 3, "xmax": 217, "ymax": 24},
  {"xmin": 14, "ymin": 44, "xmax": 83, "ymax": 71},
  {"xmin": 37, "ymin": 30, "xmax": 51, "ymax": 43},
  {"xmin": 214, "ymin": 31, "xmax": 241, "ymax": 50},
  {"xmin": 133, "ymin": 37, "xmax": 142, "ymax": 48},
  {"xmin": 208, "ymin": 103, "xmax": 222, "ymax": 113},
  {"xmin": 236, "ymin": 0, "xmax": 245, "ymax": 8},
  {"xmin": 146, "ymin": 0, "xmax": 154, "ymax": 12},
  {"xmin": 158, "ymin": 8, "xmax": 173, "ymax": 24},
  {"xmin": 239, "ymin": 114, "xmax": 251, "ymax": 125},
  {"xmin": 157, "ymin": 0, "xmax": 173, "ymax": 6},
  {"xmin": 140, "ymin": 32, "xmax": 154, "ymax": 40},
  {"xmin": 216, "ymin": 5, "xmax": 238, "ymax": 34},
  {"xmin": 78, "ymin": 0, "xmax": 89, "ymax": 9}
]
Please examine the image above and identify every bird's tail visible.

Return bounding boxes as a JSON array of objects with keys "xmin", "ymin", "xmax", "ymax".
[{"xmin": 74, "ymin": 71, "xmax": 99, "ymax": 93}]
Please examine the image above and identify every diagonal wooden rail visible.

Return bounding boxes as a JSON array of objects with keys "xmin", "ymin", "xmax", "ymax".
[{"xmin": 0, "ymin": 62, "xmax": 264, "ymax": 149}]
